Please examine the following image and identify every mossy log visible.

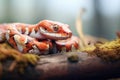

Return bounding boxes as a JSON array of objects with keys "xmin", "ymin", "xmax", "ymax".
[
  {"xmin": 35, "ymin": 52, "xmax": 120, "ymax": 80},
  {"xmin": 1, "ymin": 52, "xmax": 120, "ymax": 80}
]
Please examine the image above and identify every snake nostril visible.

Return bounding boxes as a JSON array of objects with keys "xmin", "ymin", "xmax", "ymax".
[
  {"xmin": 44, "ymin": 28, "xmax": 47, "ymax": 30},
  {"xmin": 69, "ymin": 32, "xmax": 72, "ymax": 37}
]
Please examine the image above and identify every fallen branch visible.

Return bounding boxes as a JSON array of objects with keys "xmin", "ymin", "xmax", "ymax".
[{"xmin": 36, "ymin": 52, "xmax": 120, "ymax": 80}]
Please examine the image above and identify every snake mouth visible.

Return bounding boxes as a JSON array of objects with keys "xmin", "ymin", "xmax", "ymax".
[{"xmin": 39, "ymin": 27, "xmax": 72, "ymax": 40}]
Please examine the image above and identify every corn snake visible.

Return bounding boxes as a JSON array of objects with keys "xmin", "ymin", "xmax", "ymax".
[{"xmin": 0, "ymin": 20, "xmax": 79, "ymax": 55}]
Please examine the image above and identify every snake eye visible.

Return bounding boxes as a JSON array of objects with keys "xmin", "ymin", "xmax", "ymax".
[{"xmin": 53, "ymin": 24, "xmax": 59, "ymax": 32}]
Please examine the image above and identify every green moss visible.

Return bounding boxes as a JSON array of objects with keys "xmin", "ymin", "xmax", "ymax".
[
  {"xmin": 67, "ymin": 54, "xmax": 79, "ymax": 63},
  {"xmin": 0, "ymin": 43, "xmax": 40, "ymax": 73},
  {"xmin": 82, "ymin": 38, "xmax": 120, "ymax": 62}
]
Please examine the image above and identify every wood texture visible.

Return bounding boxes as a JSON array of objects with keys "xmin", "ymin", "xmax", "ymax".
[
  {"xmin": 1, "ymin": 52, "xmax": 120, "ymax": 80},
  {"xmin": 36, "ymin": 52, "xmax": 120, "ymax": 80}
]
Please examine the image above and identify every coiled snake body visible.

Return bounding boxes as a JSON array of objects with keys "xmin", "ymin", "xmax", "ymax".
[{"xmin": 0, "ymin": 20, "xmax": 79, "ymax": 54}]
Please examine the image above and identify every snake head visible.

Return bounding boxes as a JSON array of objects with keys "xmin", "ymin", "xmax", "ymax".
[{"xmin": 38, "ymin": 20, "xmax": 72, "ymax": 40}]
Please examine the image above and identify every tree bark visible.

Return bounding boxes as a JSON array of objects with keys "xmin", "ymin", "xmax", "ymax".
[
  {"xmin": 36, "ymin": 52, "xmax": 120, "ymax": 80},
  {"xmin": 1, "ymin": 52, "xmax": 120, "ymax": 80}
]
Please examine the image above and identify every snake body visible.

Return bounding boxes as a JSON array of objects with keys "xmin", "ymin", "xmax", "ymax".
[{"xmin": 0, "ymin": 20, "xmax": 79, "ymax": 54}]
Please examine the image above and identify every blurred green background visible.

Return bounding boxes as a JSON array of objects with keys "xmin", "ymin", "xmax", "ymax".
[{"xmin": 0, "ymin": 0, "xmax": 120, "ymax": 40}]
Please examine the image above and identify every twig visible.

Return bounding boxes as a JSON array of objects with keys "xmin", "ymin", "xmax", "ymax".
[
  {"xmin": 0, "ymin": 63, "xmax": 2, "ymax": 77},
  {"xmin": 8, "ymin": 61, "xmax": 17, "ymax": 72},
  {"xmin": 75, "ymin": 8, "xmax": 86, "ymax": 47}
]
